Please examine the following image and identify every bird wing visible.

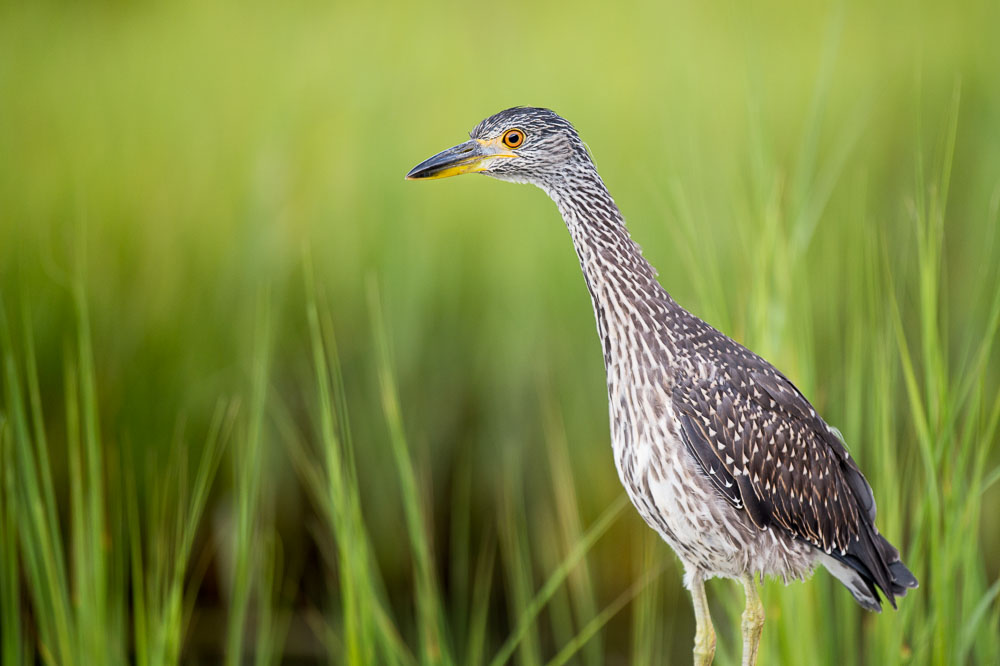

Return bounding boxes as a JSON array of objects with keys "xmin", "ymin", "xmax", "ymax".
[{"xmin": 670, "ymin": 340, "xmax": 876, "ymax": 556}]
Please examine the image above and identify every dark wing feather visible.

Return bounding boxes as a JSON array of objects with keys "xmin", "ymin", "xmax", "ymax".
[
  {"xmin": 672, "ymin": 365, "xmax": 862, "ymax": 552},
  {"xmin": 751, "ymin": 368, "xmax": 877, "ymax": 523},
  {"xmin": 668, "ymin": 321, "xmax": 913, "ymax": 607}
]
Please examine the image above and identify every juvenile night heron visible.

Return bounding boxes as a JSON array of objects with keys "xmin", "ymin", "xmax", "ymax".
[{"xmin": 406, "ymin": 107, "xmax": 917, "ymax": 665}]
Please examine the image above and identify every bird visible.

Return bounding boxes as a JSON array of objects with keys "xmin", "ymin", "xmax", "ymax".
[{"xmin": 405, "ymin": 107, "xmax": 917, "ymax": 665}]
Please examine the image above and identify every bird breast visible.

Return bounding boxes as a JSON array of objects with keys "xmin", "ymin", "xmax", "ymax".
[{"xmin": 607, "ymin": 367, "xmax": 816, "ymax": 580}]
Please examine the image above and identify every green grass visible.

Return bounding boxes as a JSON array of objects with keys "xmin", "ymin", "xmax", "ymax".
[{"xmin": 2, "ymin": 0, "xmax": 999, "ymax": 663}]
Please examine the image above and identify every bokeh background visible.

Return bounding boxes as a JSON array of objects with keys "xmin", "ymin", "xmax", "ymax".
[{"xmin": 2, "ymin": 0, "xmax": 999, "ymax": 664}]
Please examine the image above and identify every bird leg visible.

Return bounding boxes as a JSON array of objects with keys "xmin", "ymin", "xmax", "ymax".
[
  {"xmin": 740, "ymin": 574, "xmax": 765, "ymax": 666},
  {"xmin": 689, "ymin": 574, "xmax": 716, "ymax": 665}
]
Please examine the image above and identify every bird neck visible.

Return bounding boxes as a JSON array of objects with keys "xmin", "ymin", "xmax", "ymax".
[{"xmin": 542, "ymin": 167, "xmax": 677, "ymax": 363}]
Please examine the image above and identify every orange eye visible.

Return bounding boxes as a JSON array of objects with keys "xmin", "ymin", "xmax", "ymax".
[{"xmin": 502, "ymin": 129, "xmax": 524, "ymax": 149}]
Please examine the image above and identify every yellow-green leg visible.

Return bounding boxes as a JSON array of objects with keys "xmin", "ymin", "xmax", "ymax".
[
  {"xmin": 690, "ymin": 574, "xmax": 716, "ymax": 666},
  {"xmin": 740, "ymin": 574, "xmax": 765, "ymax": 666}
]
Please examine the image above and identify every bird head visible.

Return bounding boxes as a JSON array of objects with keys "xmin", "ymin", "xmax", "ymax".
[{"xmin": 405, "ymin": 107, "xmax": 592, "ymax": 187}]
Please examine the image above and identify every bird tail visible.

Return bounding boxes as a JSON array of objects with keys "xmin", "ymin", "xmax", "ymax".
[{"xmin": 820, "ymin": 528, "xmax": 918, "ymax": 612}]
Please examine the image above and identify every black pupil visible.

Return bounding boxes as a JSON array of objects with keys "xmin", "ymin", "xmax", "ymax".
[{"xmin": 508, "ymin": 132, "xmax": 520, "ymax": 145}]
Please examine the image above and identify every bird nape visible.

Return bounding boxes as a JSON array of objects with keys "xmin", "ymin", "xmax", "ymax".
[{"xmin": 406, "ymin": 106, "xmax": 917, "ymax": 666}]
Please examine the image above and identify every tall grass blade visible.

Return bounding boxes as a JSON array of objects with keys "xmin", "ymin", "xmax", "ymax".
[
  {"xmin": 1, "ymin": 298, "xmax": 76, "ymax": 664},
  {"xmin": 489, "ymin": 494, "xmax": 628, "ymax": 666},
  {"xmin": 368, "ymin": 278, "xmax": 450, "ymax": 665},
  {"xmin": 544, "ymin": 562, "xmax": 665, "ymax": 666},
  {"xmin": 0, "ymin": 417, "xmax": 25, "ymax": 665},
  {"xmin": 226, "ymin": 289, "xmax": 274, "ymax": 665}
]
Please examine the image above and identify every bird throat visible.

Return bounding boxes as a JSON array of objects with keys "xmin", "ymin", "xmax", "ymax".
[{"xmin": 544, "ymin": 170, "xmax": 672, "ymax": 368}]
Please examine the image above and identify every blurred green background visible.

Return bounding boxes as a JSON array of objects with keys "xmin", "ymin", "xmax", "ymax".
[{"xmin": 2, "ymin": 0, "xmax": 999, "ymax": 663}]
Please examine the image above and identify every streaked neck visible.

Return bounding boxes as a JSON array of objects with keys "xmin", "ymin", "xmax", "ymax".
[{"xmin": 541, "ymin": 167, "xmax": 676, "ymax": 364}]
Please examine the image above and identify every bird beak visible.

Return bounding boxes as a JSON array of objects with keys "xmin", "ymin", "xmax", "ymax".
[{"xmin": 405, "ymin": 138, "xmax": 515, "ymax": 180}]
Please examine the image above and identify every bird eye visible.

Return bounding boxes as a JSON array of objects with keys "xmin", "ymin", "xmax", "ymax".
[{"xmin": 502, "ymin": 129, "xmax": 524, "ymax": 149}]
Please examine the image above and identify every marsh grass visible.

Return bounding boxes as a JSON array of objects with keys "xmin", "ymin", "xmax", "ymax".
[
  {"xmin": 2, "ymin": 191, "xmax": 999, "ymax": 663},
  {"xmin": 2, "ymin": 0, "xmax": 1000, "ymax": 663}
]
